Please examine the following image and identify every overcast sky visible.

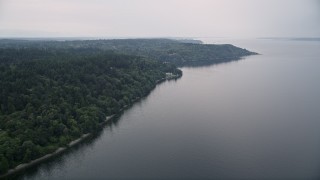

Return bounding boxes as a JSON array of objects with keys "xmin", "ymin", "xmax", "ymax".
[{"xmin": 0, "ymin": 0, "xmax": 319, "ymax": 38}]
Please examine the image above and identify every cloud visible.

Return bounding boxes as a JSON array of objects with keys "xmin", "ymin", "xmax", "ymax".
[{"xmin": 0, "ymin": 0, "xmax": 319, "ymax": 37}]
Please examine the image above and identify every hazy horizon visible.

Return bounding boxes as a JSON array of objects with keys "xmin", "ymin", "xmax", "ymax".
[{"xmin": 0, "ymin": 0, "xmax": 319, "ymax": 38}]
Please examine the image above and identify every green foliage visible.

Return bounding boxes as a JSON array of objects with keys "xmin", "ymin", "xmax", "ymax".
[
  {"xmin": 0, "ymin": 155, "xmax": 9, "ymax": 174},
  {"xmin": 0, "ymin": 46, "xmax": 181, "ymax": 173},
  {"xmin": 0, "ymin": 38, "xmax": 253, "ymax": 174}
]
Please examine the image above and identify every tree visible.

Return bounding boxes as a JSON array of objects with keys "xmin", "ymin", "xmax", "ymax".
[{"xmin": 0, "ymin": 156, "xmax": 9, "ymax": 174}]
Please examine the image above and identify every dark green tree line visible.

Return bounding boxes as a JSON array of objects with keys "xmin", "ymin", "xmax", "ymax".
[{"xmin": 0, "ymin": 47, "xmax": 181, "ymax": 174}]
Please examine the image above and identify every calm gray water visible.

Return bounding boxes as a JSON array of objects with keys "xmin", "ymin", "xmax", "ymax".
[{"xmin": 18, "ymin": 39, "xmax": 320, "ymax": 179}]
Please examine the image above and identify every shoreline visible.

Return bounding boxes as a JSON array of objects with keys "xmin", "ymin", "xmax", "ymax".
[
  {"xmin": 0, "ymin": 109, "xmax": 117, "ymax": 179},
  {"xmin": 0, "ymin": 74, "xmax": 181, "ymax": 179}
]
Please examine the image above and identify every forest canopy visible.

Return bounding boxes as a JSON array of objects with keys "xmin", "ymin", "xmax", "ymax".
[
  {"xmin": 0, "ymin": 38, "xmax": 255, "ymax": 174},
  {"xmin": 0, "ymin": 46, "xmax": 180, "ymax": 174},
  {"xmin": 0, "ymin": 38, "xmax": 256, "ymax": 65}
]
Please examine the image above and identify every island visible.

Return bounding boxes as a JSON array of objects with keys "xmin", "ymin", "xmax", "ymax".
[{"xmin": 0, "ymin": 38, "xmax": 256, "ymax": 177}]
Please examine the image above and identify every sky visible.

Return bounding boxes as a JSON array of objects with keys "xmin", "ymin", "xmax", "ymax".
[{"xmin": 0, "ymin": 0, "xmax": 319, "ymax": 38}]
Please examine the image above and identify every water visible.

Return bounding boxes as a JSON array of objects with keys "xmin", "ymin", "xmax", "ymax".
[{"xmin": 17, "ymin": 38, "xmax": 320, "ymax": 179}]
